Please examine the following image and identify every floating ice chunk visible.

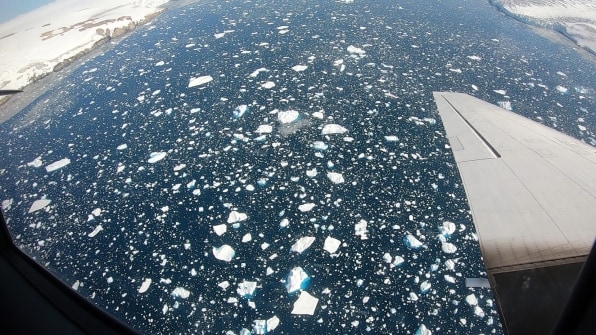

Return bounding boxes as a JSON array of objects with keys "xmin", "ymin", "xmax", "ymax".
[
  {"xmin": 280, "ymin": 218, "xmax": 289, "ymax": 228},
  {"xmin": 28, "ymin": 199, "xmax": 51, "ymax": 213},
  {"xmin": 324, "ymin": 237, "xmax": 341, "ymax": 254},
  {"xmin": 311, "ymin": 141, "xmax": 328, "ymax": 151},
  {"xmin": 92, "ymin": 208, "xmax": 102, "ymax": 217},
  {"xmin": 442, "ymin": 242, "xmax": 457, "ymax": 254},
  {"xmin": 171, "ymin": 287, "xmax": 190, "ymax": 299},
  {"xmin": 404, "ymin": 234, "xmax": 423, "ymax": 249},
  {"xmin": 233, "ymin": 105, "xmax": 249, "ymax": 119},
  {"xmin": 384, "ymin": 135, "xmax": 399, "ymax": 142},
  {"xmin": 267, "ymin": 316, "xmax": 280, "ymax": 332},
  {"xmin": 444, "ymin": 275, "xmax": 456, "ymax": 283},
  {"xmin": 188, "ymin": 75, "xmax": 213, "ymax": 88},
  {"xmin": 286, "ymin": 267, "xmax": 309, "ymax": 293},
  {"xmin": 445, "ymin": 259, "xmax": 455, "ymax": 271},
  {"xmin": 321, "ymin": 124, "xmax": 348, "ymax": 135},
  {"xmin": 237, "ymin": 280, "xmax": 257, "ymax": 298},
  {"xmin": 155, "ymin": 61, "xmax": 165, "ymax": 66},
  {"xmin": 312, "ymin": 110, "xmax": 324, "ymax": 119},
  {"xmin": 291, "ymin": 236, "xmax": 315, "ymax": 253},
  {"xmin": 138, "ymin": 278, "xmax": 152, "ymax": 293},
  {"xmin": 2, "ymin": 199, "xmax": 12, "ymax": 211},
  {"xmin": 347, "ymin": 45, "xmax": 366, "ymax": 55},
  {"xmin": 327, "ymin": 172, "xmax": 345, "ymax": 184},
  {"xmin": 261, "ymin": 81, "xmax": 275, "ymax": 89},
  {"xmin": 355, "ymin": 220, "xmax": 368, "ymax": 240},
  {"xmin": 173, "ymin": 164, "xmax": 186, "ymax": 171},
  {"xmin": 306, "ymin": 168, "xmax": 318, "ymax": 178},
  {"xmin": 440, "ymin": 221, "xmax": 456, "ymax": 237},
  {"xmin": 27, "ymin": 157, "xmax": 43, "ymax": 167},
  {"xmin": 493, "ymin": 89, "xmax": 506, "ymax": 95},
  {"xmin": 291, "ymin": 291, "xmax": 319, "ymax": 315},
  {"xmin": 556, "ymin": 85, "xmax": 568, "ymax": 94},
  {"xmin": 213, "ymin": 245, "xmax": 235, "ymax": 262},
  {"xmin": 278, "ymin": 110, "xmax": 299, "ymax": 123},
  {"xmin": 213, "ymin": 224, "xmax": 227, "ymax": 236},
  {"xmin": 467, "ymin": 55, "xmax": 482, "ymax": 61},
  {"xmin": 88, "ymin": 225, "xmax": 103, "ymax": 237},
  {"xmin": 242, "ymin": 233, "xmax": 252, "ymax": 242},
  {"xmin": 147, "ymin": 152, "xmax": 167, "ymax": 163},
  {"xmin": 292, "ymin": 64, "xmax": 308, "ymax": 72},
  {"xmin": 214, "ymin": 32, "xmax": 225, "ymax": 39},
  {"xmin": 227, "ymin": 211, "xmax": 248, "ymax": 223},
  {"xmin": 474, "ymin": 306, "xmax": 486, "ymax": 318},
  {"xmin": 249, "ymin": 68, "xmax": 268, "ymax": 78},
  {"xmin": 416, "ymin": 324, "xmax": 432, "ymax": 335},
  {"xmin": 45, "ymin": 158, "xmax": 71, "ymax": 172},
  {"xmin": 466, "ymin": 294, "xmax": 478, "ymax": 306},
  {"xmin": 471, "ymin": 84, "xmax": 479, "ymax": 91},
  {"xmin": 420, "ymin": 281, "xmax": 431, "ymax": 293},
  {"xmin": 255, "ymin": 124, "xmax": 273, "ymax": 134},
  {"xmin": 298, "ymin": 203, "xmax": 315, "ymax": 212},
  {"xmin": 116, "ymin": 144, "xmax": 128, "ymax": 150}
]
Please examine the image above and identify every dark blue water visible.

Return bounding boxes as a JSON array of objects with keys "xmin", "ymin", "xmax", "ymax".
[{"xmin": 1, "ymin": 0, "xmax": 595, "ymax": 333}]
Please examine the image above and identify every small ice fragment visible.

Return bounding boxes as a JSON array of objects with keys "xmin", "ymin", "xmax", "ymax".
[
  {"xmin": 291, "ymin": 291, "xmax": 319, "ymax": 315},
  {"xmin": 327, "ymin": 172, "xmax": 344, "ymax": 184},
  {"xmin": 280, "ymin": 218, "xmax": 289, "ymax": 228},
  {"xmin": 474, "ymin": 306, "xmax": 486, "ymax": 318},
  {"xmin": 347, "ymin": 45, "xmax": 366, "ymax": 55},
  {"xmin": 383, "ymin": 252, "xmax": 392, "ymax": 263},
  {"xmin": 173, "ymin": 164, "xmax": 186, "ymax": 171},
  {"xmin": 420, "ymin": 281, "xmax": 431, "ymax": 293},
  {"xmin": 213, "ymin": 224, "xmax": 227, "ymax": 236},
  {"xmin": 242, "ymin": 233, "xmax": 252, "ymax": 242},
  {"xmin": 261, "ymin": 81, "xmax": 275, "ymax": 89},
  {"xmin": 440, "ymin": 221, "xmax": 456, "ymax": 237},
  {"xmin": 237, "ymin": 280, "xmax": 257, "ymax": 298},
  {"xmin": 298, "ymin": 203, "xmax": 315, "ymax": 212},
  {"xmin": 147, "ymin": 152, "xmax": 167, "ymax": 163},
  {"xmin": 442, "ymin": 242, "xmax": 457, "ymax": 254},
  {"xmin": 278, "ymin": 110, "xmax": 299, "ymax": 123},
  {"xmin": 255, "ymin": 124, "xmax": 273, "ymax": 134},
  {"xmin": 471, "ymin": 84, "xmax": 479, "ymax": 91},
  {"xmin": 355, "ymin": 220, "xmax": 368, "ymax": 240},
  {"xmin": 138, "ymin": 278, "xmax": 152, "ymax": 293},
  {"xmin": 214, "ymin": 32, "xmax": 225, "ymax": 39},
  {"xmin": 155, "ymin": 61, "xmax": 165, "ymax": 66},
  {"xmin": 323, "ymin": 237, "xmax": 341, "ymax": 254},
  {"xmin": 291, "ymin": 236, "xmax": 315, "ymax": 253},
  {"xmin": 267, "ymin": 316, "xmax": 280, "ymax": 332},
  {"xmin": 404, "ymin": 234, "xmax": 423, "ymax": 249},
  {"xmin": 171, "ymin": 287, "xmax": 191, "ymax": 299},
  {"xmin": 188, "ymin": 75, "xmax": 213, "ymax": 87},
  {"xmin": 465, "ymin": 293, "xmax": 478, "ymax": 306},
  {"xmin": 493, "ymin": 89, "xmax": 506, "ymax": 95},
  {"xmin": 292, "ymin": 64, "xmax": 308, "ymax": 72},
  {"xmin": 306, "ymin": 168, "xmax": 318, "ymax": 178},
  {"xmin": 213, "ymin": 245, "xmax": 235, "ymax": 262},
  {"xmin": 27, "ymin": 157, "xmax": 43, "ymax": 167},
  {"xmin": 249, "ymin": 68, "xmax": 268, "ymax": 78},
  {"xmin": 88, "ymin": 225, "xmax": 103, "ymax": 237},
  {"xmin": 444, "ymin": 275, "xmax": 456, "ymax": 283},
  {"xmin": 218, "ymin": 281, "xmax": 230, "ymax": 289},
  {"xmin": 384, "ymin": 135, "xmax": 399, "ymax": 142},
  {"xmin": 162, "ymin": 304, "xmax": 168, "ymax": 314},
  {"xmin": 28, "ymin": 199, "xmax": 51, "ymax": 213},
  {"xmin": 321, "ymin": 124, "xmax": 348, "ymax": 135},
  {"xmin": 416, "ymin": 324, "xmax": 432, "ymax": 335},
  {"xmin": 312, "ymin": 111, "xmax": 324, "ymax": 119},
  {"xmin": 233, "ymin": 105, "xmax": 248, "ymax": 119},
  {"xmin": 286, "ymin": 267, "xmax": 309, "ymax": 293},
  {"xmin": 227, "ymin": 211, "xmax": 248, "ymax": 223},
  {"xmin": 311, "ymin": 141, "xmax": 328, "ymax": 151},
  {"xmin": 45, "ymin": 158, "xmax": 71, "ymax": 172}
]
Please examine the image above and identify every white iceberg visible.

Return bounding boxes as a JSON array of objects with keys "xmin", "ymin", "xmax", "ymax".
[
  {"xmin": 213, "ymin": 245, "xmax": 235, "ymax": 262},
  {"xmin": 355, "ymin": 220, "xmax": 368, "ymax": 240},
  {"xmin": 291, "ymin": 236, "xmax": 315, "ymax": 253},
  {"xmin": 255, "ymin": 124, "xmax": 273, "ymax": 134},
  {"xmin": 298, "ymin": 203, "xmax": 315, "ymax": 212},
  {"xmin": 404, "ymin": 234, "xmax": 423, "ymax": 249},
  {"xmin": 237, "ymin": 280, "xmax": 257, "ymax": 298},
  {"xmin": 286, "ymin": 267, "xmax": 309, "ymax": 293},
  {"xmin": 188, "ymin": 75, "xmax": 213, "ymax": 87},
  {"xmin": 442, "ymin": 242, "xmax": 457, "ymax": 254},
  {"xmin": 147, "ymin": 152, "xmax": 167, "ymax": 163},
  {"xmin": 138, "ymin": 278, "xmax": 152, "ymax": 293},
  {"xmin": 321, "ymin": 124, "xmax": 348, "ymax": 135},
  {"xmin": 171, "ymin": 287, "xmax": 191, "ymax": 299},
  {"xmin": 227, "ymin": 211, "xmax": 248, "ymax": 223},
  {"xmin": 28, "ymin": 199, "xmax": 51, "ymax": 213},
  {"xmin": 416, "ymin": 324, "xmax": 432, "ymax": 335},
  {"xmin": 347, "ymin": 45, "xmax": 366, "ymax": 56},
  {"xmin": 278, "ymin": 110, "xmax": 299, "ymax": 123},
  {"xmin": 88, "ymin": 225, "xmax": 103, "ymax": 237},
  {"xmin": 213, "ymin": 224, "xmax": 227, "ymax": 236},
  {"xmin": 440, "ymin": 221, "xmax": 456, "ymax": 237},
  {"xmin": 327, "ymin": 172, "xmax": 345, "ymax": 184},
  {"xmin": 27, "ymin": 157, "xmax": 43, "ymax": 167},
  {"xmin": 384, "ymin": 135, "xmax": 399, "ymax": 142},
  {"xmin": 291, "ymin": 291, "xmax": 319, "ymax": 315},
  {"xmin": 233, "ymin": 105, "xmax": 248, "ymax": 119},
  {"xmin": 45, "ymin": 158, "xmax": 71, "ymax": 172},
  {"xmin": 291, "ymin": 64, "xmax": 308, "ymax": 72},
  {"xmin": 261, "ymin": 81, "xmax": 275, "ymax": 89},
  {"xmin": 323, "ymin": 237, "xmax": 341, "ymax": 254},
  {"xmin": 311, "ymin": 141, "xmax": 328, "ymax": 151}
]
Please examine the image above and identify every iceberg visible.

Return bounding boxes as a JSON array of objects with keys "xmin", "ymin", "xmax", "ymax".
[
  {"xmin": 88, "ymin": 225, "xmax": 103, "ymax": 237},
  {"xmin": 327, "ymin": 172, "xmax": 345, "ymax": 184},
  {"xmin": 267, "ymin": 316, "xmax": 280, "ymax": 332},
  {"xmin": 291, "ymin": 291, "xmax": 319, "ymax": 315},
  {"xmin": 384, "ymin": 135, "xmax": 399, "ymax": 142},
  {"xmin": 286, "ymin": 267, "xmax": 309, "ymax": 293},
  {"xmin": 292, "ymin": 64, "xmax": 308, "ymax": 72},
  {"xmin": 298, "ymin": 203, "xmax": 315, "ymax": 212},
  {"xmin": 213, "ymin": 224, "xmax": 227, "ymax": 236},
  {"xmin": 237, "ymin": 280, "xmax": 257, "ymax": 298},
  {"xmin": 147, "ymin": 152, "xmax": 167, "ymax": 163},
  {"xmin": 45, "ymin": 158, "xmax": 71, "ymax": 172},
  {"xmin": 233, "ymin": 105, "xmax": 249, "ymax": 119},
  {"xmin": 255, "ymin": 124, "xmax": 273, "ymax": 134},
  {"xmin": 138, "ymin": 278, "xmax": 152, "ymax": 293},
  {"xmin": 440, "ymin": 221, "xmax": 456, "ymax": 237},
  {"xmin": 278, "ymin": 110, "xmax": 300, "ymax": 123},
  {"xmin": 28, "ymin": 199, "xmax": 52, "ymax": 213},
  {"xmin": 291, "ymin": 236, "xmax": 315, "ymax": 253},
  {"xmin": 171, "ymin": 287, "xmax": 191, "ymax": 299},
  {"xmin": 188, "ymin": 75, "xmax": 213, "ymax": 87},
  {"xmin": 311, "ymin": 141, "xmax": 328, "ymax": 151},
  {"xmin": 249, "ymin": 68, "xmax": 268, "ymax": 78},
  {"xmin": 27, "ymin": 157, "xmax": 43, "ymax": 167},
  {"xmin": 404, "ymin": 234, "xmax": 423, "ymax": 249},
  {"xmin": 355, "ymin": 220, "xmax": 368, "ymax": 240},
  {"xmin": 261, "ymin": 81, "xmax": 275, "ymax": 89},
  {"xmin": 213, "ymin": 245, "xmax": 235, "ymax": 262},
  {"xmin": 321, "ymin": 124, "xmax": 348, "ymax": 135},
  {"xmin": 323, "ymin": 236, "xmax": 341, "ymax": 254},
  {"xmin": 420, "ymin": 281, "xmax": 431, "ymax": 293},
  {"xmin": 227, "ymin": 211, "xmax": 248, "ymax": 223},
  {"xmin": 347, "ymin": 45, "xmax": 366, "ymax": 56},
  {"xmin": 416, "ymin": 324, "xmax": 432, "ymax": 335},
  {"xmin": 465, "ymin": 293, "xmax": 478, "ymax": 306},
  {"xmin": 442, "ymin": 242, "xmax": 457, "ymax": 254}
]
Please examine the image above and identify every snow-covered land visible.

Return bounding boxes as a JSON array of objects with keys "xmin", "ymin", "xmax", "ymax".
[
  {"xmin": 0, "ymin": 0, "xmax": 170, "ymax": 91},
  {"xmin": 491, "ymin": 0, "xmax": 596, "ymax": 55}
]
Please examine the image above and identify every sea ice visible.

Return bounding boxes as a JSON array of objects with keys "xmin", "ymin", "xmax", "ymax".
[
  {"xmin": 286, "ymin": 267, "xmax": 309, "ymax": 293},
  {"xmin": 440, "ymin": 221, "xmax": 456, "ymax": 237},
  {"xmin": 327, "ymin": 172, "xmax": 345, "ymax": 184},
  {"xmin": 420, "ymin": 281, "xmax": 431, "ymax": 293},
  {"xmin": 188, "ymin": 75, "xmax": 213, "ymax": 87},
  {"xmin": 267, "ymin": 316, "xmax": 280, "ymax": 332},
  {"xmin": 147, "ymin": 152, "xmax": 167, "ymax": 163},
  {"xmin": 311, "ymin": 141, "xmax": 328, "ymax": 151},
  {"xmin": 493, "ymin": 89, "xmax": 507, "ymax": 95},
  {"xmin": 291, "ymin": 291, "xmax": 319, "ymax": 315},
  {"xmin": 442, "ymin": 242, "xmax": 457, "ymax": 254},
  {"xmin": 261, "ymin": 81, "xmax": 275, "ymax": 89},
  {"xmin": 292, "ymin": 64, "xmax": 308, "ymax": 72},
  {"xmin": 249, "ymin": 68, "xmax": 268, "ymax": 78},
  {"xmin": 138, "ymin": 278, "xmax": 152, "ymax": 293},
  {"xmin": 45, "ymin": 158, "xmax": 71, "ymax": 172},
  {"xmin": 237, "ymin": 280, "xmax": 257, "ymax": 298},
  {"xmin": 233, "ymin": 105, "xmax": 249, "ymax": 119},
  {"xmin": 347, "ymin": 45, "xmax": 366, "ymax": 56},
  {"xmin": 384, "ymin": 135, "xmax": 399, "ymax": 142},
  {"xmin": 416, "ymin": 324, "xmax": 432, "ymax": 335},
  {"xmin": 291, "ymin": 236, "xmax": 315, "ymax": 253},
  {"xmin": 404, "ymin": 234, "xmax": 423, "ymax": 249},
  {"xmin": 28, "ymin": 199, "xmax": 51, "ymax": 213},
  {"xmin": 27, "ymin": 157, "xmax": 43, "ymax": 167},
  {"xmin": 88, "ymin": 225, "xmax": 103, "ymax": 237},
  {"xmin": 173, "ymin": 164, "xmax": 186, "ymax": 171},
  {"xmin": 355, "ymin": 220, "xmax": 368, "ymax": 240},
  {"xmin": 306, "ymin": 168, "xmax": 318, "ymax": 178},
  {"xmin": 321, "ymin": 124, "xmax": 348, "ymax": 135},
  {"xmin": 278, "ymin": 110, "xmax": 300, "ymax": 123},
  {"xmin": 171, "ymin": 287, "xmax": 191, "ymax": 299},
  {"xmin": 323, "ymin": 236, "xmax": 341, "ymax": 254},
  {"xmin": 213, "ymin": 224, "xmax": 227, "ymax": 236},
  {"xmin": 213, "ymin": 245, "xmax": 235, "ymax": 262},
  {"xmin": 255, "ymin": 124, "xmax": 273, "ymax": 134},
  {"xmin": 298, "ymin": 203, "xmax": 315, "ymax": 212},
  {"xmin": 227, "ymin": 211, "xmax": 248, "ymax": 223}
]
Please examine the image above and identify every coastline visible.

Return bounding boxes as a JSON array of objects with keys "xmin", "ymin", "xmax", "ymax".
[{"xmin": 0, "ymin": 0, "xmax": 173, "ymax": 121}]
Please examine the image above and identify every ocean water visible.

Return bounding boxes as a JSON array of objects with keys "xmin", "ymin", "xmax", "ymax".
[{"xmin": 1, "ymin": 0, "xmax": 595, "ymax": 333}]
